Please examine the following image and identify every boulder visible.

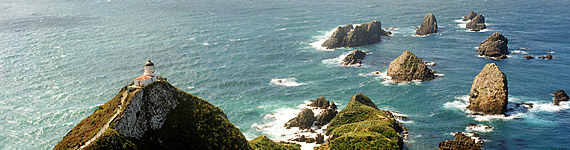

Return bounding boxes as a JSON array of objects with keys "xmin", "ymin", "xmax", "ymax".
[
  {"xmin": 415, "ymin": 13, "xmax": 438, "ymax": 36},
  {"xmin": 386, "ymin": 50, "xmax": 437, "ymax": 82},
  {"xmin": 553, "ymin": 90, "xmax": 569, "ymax": 105},
  {"xmin": 438, "ymin": 132, "xmax": 483, "ymax": 150},
  {"xmin": 477, "ymin": 32, "xmax": 509, "ymax": 59},
  {"xmin": 523, "ymin": 56, "xmax": 534, "ymax": 59},
  {"xmin": 466, "ymin": 14, "xmax": 486, "ymax": 31},
  {"xmin": 314, "ymin": 108, "xmax": 338, "ymax": 126},
  {"xmin": 539, "ymin": 54, "xmax": 553, "ymax": 59},
  {"xmin": 463, "ymin": 11, "xmax": 477, "ymax": 21},
  {"xmin": 284, "ymin": 108, "xmax": 316, "ymax": 129},
  {"xmin": 315, "ymin": 133, "xmax": 325, "ymax": 144},
  {"xmin": 342, "ymin": 49, "xmax": 366, "ymax": 66},
  {"xmin": 322, "ymin": 20, "xmax": 390, "ymax": 49},
  {"xmin": 467, "ymin": 63, "xmax": 508, "ymax": 115}
]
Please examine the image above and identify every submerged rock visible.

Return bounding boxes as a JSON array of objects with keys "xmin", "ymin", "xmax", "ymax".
[
  {"xmin": 463, "ymin": 11, "xmax": 477, "ymax": 21},
  {"xmin": 467, "ymin": 63, "xmax": 508, "ymax": 115},
  {"xmin": 55, "ymin": 81, "xmax": 251, "ymax": 150},
  {"xmin": 553, "ymin": 90, "xmax": 569, "ymax": 105},
  {"xmin": 415, "ymin": 13, "xmax": 438, "ymax": 36},
  {"xmin": 386, "ymin": 50, "xmax": 437, "ymax": 82},
  {"xmin": 539, "ymin": 54, "xmax": 553, "ymax": 59},
  {"xmin": 322, "ymin": 20, "xmax": 390, "ymax": 49},
  {"xmin": 466, "ymin": 14, "xmax": 486, "ymax": 31},
  {"xmin": 284, "ymin": 108, "xmax": 316, "ymax": 129},
  {"xmin": 438, "ymin": 132, "xmax": 483, "ymax": 150},
  {"xmin": 523, "ymin": 55, "xmax": 535, "ymax": 59},
  {"xmin": 477, "ymin": 32, "xmax": 509, "ymax": 59},
  {"xmin": 315, "ymin": 93, "xmax": 405, "ymax": 150},
  {"xmin": 249, "ymin": 135, "xmax": 301, "ymax": 150},
  {"xmin": 342, "ymin": 49, "xmax": 366, "ymax": 66}
]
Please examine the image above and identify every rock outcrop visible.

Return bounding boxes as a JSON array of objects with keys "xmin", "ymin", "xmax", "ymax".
[
  {"xmin": 553, "ymin": 90, "xmax": 569, "ymax": 105},
  {"xmin": 249, "ymin": 135, "xmax": 301, "ymax": 150},
  {"xmin": 342, "ymin": 49, "xmax": 366, "ymax": 66},
  {"xmin": 438, "ymin": 132, "xmax": 483, "ymax": 150},
  {"xmin": 415, "ymin": 13, "xmax": 438, "ymax": 36},
  {"xmin": 314, "ymin": 107, "xmax": 337, "ymax": 126},
  {"xmin": 284, "ymin": 108, "xmax": 316, "ymax": 129},
  {"xmin": 467, "ymin": 63, "xmax": 508, "ymax": 115},
  {"xmin": 463, "ymin": 11, "xmax": 477, "ymax": 21},
  {"xmin": 322, "ymin": 20, "xmax": 390, "ymax": 49},
  {"xmin": 386, "ymin": 50, "xmax": 437, "ymax": 82},
  {"xmin": 315, "ymin": 93, "xmax": 405, "ymax": 150},
  {"xmin": 466, "ymin": 14, "xmax": 486, "ymax": 31},
  {"xmin": 55, "ymin": 81, "xmax": 251, "ymax": 150},
  {"xmin": 308, "ymin": 97, "xmax": 330, "ymax": 109},
  {"xmin": 477, "ymin": 33, "xmax": 509, "ymax": 59},
  {"xmin": 539, "ymin": 54, "xmax": 553, "ymax": 59}
]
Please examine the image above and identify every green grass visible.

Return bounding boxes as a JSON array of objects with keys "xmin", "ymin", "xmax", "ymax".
[{"xmin": 248, "ymin": 135, "xmax": 301, "ymax": 150}]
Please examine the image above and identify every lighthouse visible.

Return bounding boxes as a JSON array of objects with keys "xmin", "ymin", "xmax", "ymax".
[{"xmin": 133, "ymin": 59, "xmax": 159, "ymax": 87}]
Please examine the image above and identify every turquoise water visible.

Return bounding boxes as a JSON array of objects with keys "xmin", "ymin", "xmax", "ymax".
[{"xmin": 1, "ymin": 0, "xmax": 569, "ymax": 149}]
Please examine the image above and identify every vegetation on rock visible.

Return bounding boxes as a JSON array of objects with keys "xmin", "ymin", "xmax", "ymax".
[
  {"xmin": 248, "ymin": 135, "xmax": 301, "ymax": 150},
  {"xmin": 386, "ymin": 50, "xmax": 437, "ymax": 83}
]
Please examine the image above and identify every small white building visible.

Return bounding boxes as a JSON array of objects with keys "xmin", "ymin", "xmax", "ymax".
[{"xmin": 133, "ymin": 59, "xmax": 158, "ymax": 87}]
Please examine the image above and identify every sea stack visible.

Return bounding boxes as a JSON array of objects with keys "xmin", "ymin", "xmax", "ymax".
[
  {"xmin": 477, "ymin": 32, "xmax": 509, "ymax": 59},
  {"xmin": 466, "ymin": 14, "xmax": 486, "ymax": 31},
  {"xmin": 553, "ymin": 90, "xmax": 569, "ymax": 105},
  {"xmin": 386, "ymin": 50, "xmax": 437, "ymax": 83},
  {"xmin": 467, "ymin": 63, "xmax": 508, "ymax": 115},
  {"xmin": 321, "ymin": 20, "xmax": 390, "ymax": 49},
  {"xmin": 342, "ymin": 49, "xmax": 366, "ymax": 66},
  {"xmin": 415, "ymin": 13, "xmax": 438, "ymax": 36},
  {"xmin": 463, "ymin": 11, "xmax": 477, "ymax": 21}
]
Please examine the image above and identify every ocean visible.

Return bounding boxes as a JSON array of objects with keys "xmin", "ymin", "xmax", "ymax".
[{"xmin": 1, "ymin": 0, "xmax": 569, "ymax": 149}]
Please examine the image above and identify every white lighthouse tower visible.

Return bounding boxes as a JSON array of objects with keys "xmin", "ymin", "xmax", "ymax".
[{"xmin": 133, "ymin": 58, "xmax": 159, "ymax": 87}]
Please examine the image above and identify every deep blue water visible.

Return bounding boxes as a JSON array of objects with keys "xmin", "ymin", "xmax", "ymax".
[{"xmin": 1, "ymin": 0, "xmax": 569, "ymax": 149}]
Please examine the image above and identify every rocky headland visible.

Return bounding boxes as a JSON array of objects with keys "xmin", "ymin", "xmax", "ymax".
[
  {"xmin": 321, "ymin": 20, "xmax": 391, "ymax": 49},
  {"xmin": 415, "ymin": 13, "xmax": 438, "ymax": 36},
  {"xmin": 477, "ymin": 32, "xmax": 509, "ymax": 59},
  {"xmin": 467, "ymin": 63, "xmax": 508, "ymax": 115},
  {"xmin": 466, "ymin": 14, "xmax": 486, "ymax": 31},
  {"xmin": 314, "ymin": 93, "xmax": 406, "ymax": 150},
  {"xmin": 341, "ymin": 49, "xmax": 366, "ymax": 66},
  {"xmin": 55, "ymin": 81, "xmax": 294, "ymax": 150},
  {"xmin": 386, "ymin": 50, "xmax": 437, "ymax": 83}
]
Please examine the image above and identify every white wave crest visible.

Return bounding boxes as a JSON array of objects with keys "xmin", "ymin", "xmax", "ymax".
[
  {"xmin": 270, "ymin": 78, "xmax": 304, "ymax": 87},
  {"xmin": 309, "ymin": 28, "xmax": 336, "ymax": 51},
  {"xmin": 466, "ymin": 124, "xmax": 494, "ymax": 132},
  {"xmin": 511, "ymin": 50, "xmax": 529, "ymax": 54}
]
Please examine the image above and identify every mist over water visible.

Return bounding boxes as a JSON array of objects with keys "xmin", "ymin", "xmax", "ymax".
[{"xmin": 1, "ymin": 0, "xmax": 570, "ymax": 149}]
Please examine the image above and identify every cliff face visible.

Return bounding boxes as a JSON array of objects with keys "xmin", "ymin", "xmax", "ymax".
[
  {"xmin": 467, "ymin": 63, "xmax": 508, "ymax": 115},
  {"xmin": 55, "ymin": 81, "xmax": 251, "ymax": 150},
  {"xmin": 316, "ymin": 93, "xmax": 404, "ymax": 150}
]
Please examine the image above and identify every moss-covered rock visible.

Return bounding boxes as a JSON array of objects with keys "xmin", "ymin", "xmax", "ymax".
[
  {"xmin": 55, "ymin": 81, "xmax": 251, "ymax": 150},
  {"xmin": 318, "ymin": 93, "xmax": 404, "ymax": 150},
  {"xmin": 248, "ymin": 135, "xmax": 301, "ymax": 150}
]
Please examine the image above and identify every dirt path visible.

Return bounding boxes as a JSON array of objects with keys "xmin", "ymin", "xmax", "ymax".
[{"xmin": 79, "ymin": 91, "xmax": 129, "ymax": 149}]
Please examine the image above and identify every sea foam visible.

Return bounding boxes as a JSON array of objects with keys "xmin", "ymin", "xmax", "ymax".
[{"xmin": 270, "ymin": 78, "xmax": 304, "ymax": 87}]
